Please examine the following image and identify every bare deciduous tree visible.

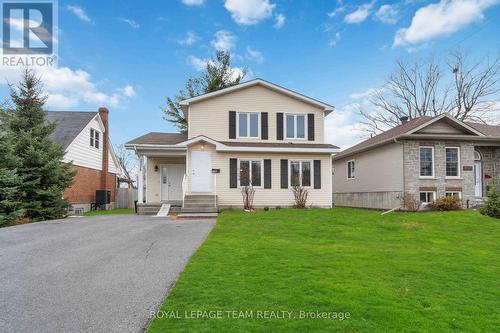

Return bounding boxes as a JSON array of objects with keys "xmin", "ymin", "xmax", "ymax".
[
  {"xmin": 114, "ymin": 144, "xmax": 136, "ymax": 183},
  {"xmin": 359, "ymin": 50, "xmax": 500, "ymax": 135}
]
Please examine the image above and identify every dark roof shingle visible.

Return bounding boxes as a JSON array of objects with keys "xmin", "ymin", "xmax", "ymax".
[
  {"xmin": 46, "ymin": 111, "xmax": 98, "ymax": 148},
  {"xmin": 126, "ymin": 132, "xmax": 188, "ymax": 145}
]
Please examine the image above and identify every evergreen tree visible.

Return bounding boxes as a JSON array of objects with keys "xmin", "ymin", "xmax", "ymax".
[
  {"xmin": 163, "ymin": 51, "xmax": 246, "ymax": 132},
  {"xmin": 6, "ymin": 69, "xmax": 75, "ymax": 221},
  {"xmin": 0, "ymin": 110, "xmax": 25, "ymax": 225}
]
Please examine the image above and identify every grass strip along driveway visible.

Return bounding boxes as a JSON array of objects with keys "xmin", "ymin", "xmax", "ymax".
[{"xmin": 148, "ymin": 208, "xmax": 499, "ymax": 332}]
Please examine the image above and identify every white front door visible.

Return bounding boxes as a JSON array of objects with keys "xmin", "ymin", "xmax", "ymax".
[
  {"xmin": 161, "ymin": 164, "xmax": 185, "ymax": 201},
  {"xmin": 191, "ymin": 151, "xmax": 212, "ymax": 192},
  {"xmin": 474, "ymin": 161, "xmax": 482, "ymax": 197}
]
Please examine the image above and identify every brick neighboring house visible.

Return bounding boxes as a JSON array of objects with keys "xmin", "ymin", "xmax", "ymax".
[
  {"xmin": 47, "ymin": 107, "xmax": 126, "ymax": 214},
  {"xmin": 332, "ymin": 114, "xmax": 500, "ymax": 210}
]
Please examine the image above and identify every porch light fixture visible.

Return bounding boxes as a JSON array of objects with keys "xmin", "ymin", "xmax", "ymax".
[
  {"xmin": 201, "ymin": 144, "xmax": 205, "ymax": 150},
  {"xmin": 154, "ymin": 165, "xmax": 159, "ymax": 172}
]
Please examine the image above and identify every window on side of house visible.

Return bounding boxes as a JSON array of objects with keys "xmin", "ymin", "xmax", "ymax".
[
  {"xmin": 290, "ymin": 160, "xmax": 312, "ymax": 187},
  {"xmin": 285, "ymin": 114, "xmax": 306, "ymax": 139},
  {"xmin": 347, "ymin": 160, "xmax": 355, "ymax": 179},
  {"xmin": 237, "ymin": 112, "xmax": 259, "ymax": 138},
  {"xmin": 419, "ymin": 191, "xmax": 435, "ymax": 204},
  {"xmin": 419, "ymin": 147, "xmax": 434, "ymax": 177},
  {"xmin": 445, "ymin": 147, "xmax": 460, "ymax": 178},
  {"xmin": 239, "ymin": 159, "xmax": 262, "ymax": 187},
  {"xmin": 90, "ymin": 128, "xmax": 100, "ymax": 149},
  {"xmin": 445, "ymin": 191, "xmax": 461, "ymax": 199}
]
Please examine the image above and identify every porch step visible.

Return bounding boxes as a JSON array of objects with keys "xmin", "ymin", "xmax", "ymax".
[
  {"xmin": 177, "ymin": 212, "xmax": 218, "ymax": 218},
  {"xmin": 181, "ymin": 194, "xmax": 218, "ymax": 214},
  {"xmin": 181, "ymin": 207, "xmax": 218, "ymax": 213},
  {"xmin": 137, "ymin": 203, "xmax": 181, "ymax": 215}
]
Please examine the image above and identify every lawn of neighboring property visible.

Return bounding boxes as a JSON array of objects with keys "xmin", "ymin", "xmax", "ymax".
[
  {"xmin": 83, "ymin": 208, "xmax": 134, "ymax": 216},
  {"xmin": 148, "ymin": 208, "xmax": 499, "ymax": 333}
]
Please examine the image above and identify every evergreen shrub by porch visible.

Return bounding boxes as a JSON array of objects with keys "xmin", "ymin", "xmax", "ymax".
[
  {"xmin": 429, "ymin": 196, "xmax": 462, "ymax": 211},
  {"xmin": 480, "ymin": 187, "xmax": 500, "ymax": 219}
]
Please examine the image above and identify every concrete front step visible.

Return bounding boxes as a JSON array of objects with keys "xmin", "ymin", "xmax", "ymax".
[
  {"xmin": 183, "ymin": 203, "xmax": 217, "ymax": 209},
  {"xmin": 177, "ymin": 212, "xmax": 218, "ymax": 218},
  {"xmin": 180, "ymin": 207, "xmax": 218, "ymax": 213}
]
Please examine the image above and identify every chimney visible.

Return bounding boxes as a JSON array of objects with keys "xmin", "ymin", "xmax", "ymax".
[
  {"xmin": 99, "ymin": 107, "xmax": 109, "ymax": 190},
  {"xmin": 400, "ymin": 116, "xmax": 409, "ymax": 124}
]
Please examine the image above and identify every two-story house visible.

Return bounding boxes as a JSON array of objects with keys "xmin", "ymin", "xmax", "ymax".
[{"xmin": 125, "ymin": 79, "xmax": 339, "ymax": 214}]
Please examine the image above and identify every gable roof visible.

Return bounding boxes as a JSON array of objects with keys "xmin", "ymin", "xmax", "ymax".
[
  {"xmin": 333, "ymin": 114, "xmax": 500, "ymax": 160},
  {"xmin": 46, "ymin": 111, "xmax": 99, "ymax": 149},
  {"xmin": 179, "ymin": 78, "xmax": 335, "ymax": 114},
  {"xmin": 125, "ymin": 132, "xmax": 188, "ymax": 145}
]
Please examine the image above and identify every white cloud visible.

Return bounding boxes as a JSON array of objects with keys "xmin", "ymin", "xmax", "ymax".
[
  {"xmin": 178, "ymin": 31, "xmax": 199, "ymax": 45},
  {"xmin": 325, "ymin": 103, "xmax": 366, "ymax": 149},
  {"xmin": 224, "ymin": 0, "xmax": 276, "ymax": 25},
  {"xmin": 120, "ymin": 18, "xmax": 140, "ymax": 29},
  {"xmin": 274, "ymin": 13, "xmax": 285, "ymax": 28},
  {"xmin": 245, "ymin": 46, "xmax": 264, "ymax": 63},
  {"xmin": 349, "ymin": 87, "xmax": 384, "ymax": 100},
  {"xmin": 120, "ymin": 85, "xmax": 136, "ymax": 97},
  {"xmin": 394, "ymin": 0, "xmax": 500, "ymax": 46},
  {"xmin": 329, "ymin": 32, "xmax": 341, "ymax": 47},
  {"xmin": 182, "ymin": 0, "xmax": 204, "ymax": 5},
  {"xmin": 211, "ymin": 30, "xmax": 236, "ymax": 51},
  {"xmin": 186, "ymin": 55, "xmax": 209, "ymax": 71},
  {"xmin": 67, "ymin": 5, "xmax": 91, "ymax": 23},
  {"xmin": 344, "ymin": 1, "xmax": 375, "ymax": 24},
  {"xmin": 375, "ymin": 4, "xmax": 399, "ymax": 24},
  {"xmin": 328, "ymin": 6, "xmax": 345, "ymax": 17}
]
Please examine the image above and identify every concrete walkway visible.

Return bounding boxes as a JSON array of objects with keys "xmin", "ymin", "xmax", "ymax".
[{"xmin": 0, "ymin": 215, "xmax": 215, "ymax": 333}]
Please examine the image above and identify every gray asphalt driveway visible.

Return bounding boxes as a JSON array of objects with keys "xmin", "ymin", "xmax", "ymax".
[{"xmin": 0, "ymin": 215, "xmax": 215, "ymax": 333}]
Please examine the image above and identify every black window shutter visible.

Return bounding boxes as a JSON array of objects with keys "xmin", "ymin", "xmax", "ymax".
[
  {"xmin": 277, "ymin": 113, "xmax": 284, "ymax": 140},
  {"xmin": 261, "ymin": 112, "xmax": 268, "ymax": 140},
  {"xmin": 229, "ymin": 111, "xmax": 236, "ymax": 139},
  {"xmin": 314, "ymin": 160, "xmax": 321, "ymax": 189},
  {"xmin": 264, "ymin": 159, "xmax": 271, "ymax": 188},
  {"xmin": 280, "ymin": 159, "xmax": 288, "ymax": 189},
  {"xmin": 308, "ymin": 114, "xmax": 315, "ymax": 141},
  {"xmin": 229, "ymin": 158, "xmax": 238, "ymax": 188}
]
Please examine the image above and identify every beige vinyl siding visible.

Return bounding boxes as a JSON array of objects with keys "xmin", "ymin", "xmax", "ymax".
[
  {"xmin": 186, "ymin": 143, "xmax": 332, "ymax": 208},
  {"xmin": 415, "ymin": 120, "xmax": 467, "ymax": 135},
  {"xmin": 333, "ymin": 142, "xmax": 403, "ymax": 193},
  {"xmin": 146, "ymin": 156, "xmax": 185, "ymax": 202},
  {"xmin": 188, "ymin": 85, "xmax": 325, "ymax": 143},
  {"xmin": 63, "ymin": 116, "xmax": 103, "ymax": 170}
]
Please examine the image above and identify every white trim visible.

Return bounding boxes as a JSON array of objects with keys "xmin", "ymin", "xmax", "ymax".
[
  {"xmin": 347, "ymin": 159, "xmax": 355, "ymax": 179},
  {"xmin": 179, "ymin": 78, "xmax": 335, "ymax": 113},
  {"xmin": 288, "ymin": 160, "xmax": 314, "ymax": 188},
  {"xmin": 419, "ymin": 146, "xmax": 435, "ymax": 178},
  {"xmin": 236, "ymin": 112, "xmax": 260, "ymax": 139},
  {"xmin": 407, "ymin": 113, "xmax": 485, "ymax": 137},
  {"xmin": 237, "ymin": 158, "xmax": 264, "ymax": 188},
  {"xmin": 445, "ymin": 146, "xmax": 461, "ymax": 179},
  {"xmin": 284, "ymin": 113, "xmax": 308, "ymax": 140},
  {"xmin": 217, "ymin": 146, "xmax": 338, "ymax": 153},
  {"xmin": 419, "ymin": 191, "xmax": 436, "ymax": 205}
]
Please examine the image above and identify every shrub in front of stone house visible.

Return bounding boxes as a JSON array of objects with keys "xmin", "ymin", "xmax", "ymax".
[
  {"xmin": 429, "ymin": 197, "xmax": 462, "ymax": 211},
  {"xmin": 401, "ymin": 192, "xmax": 420, "ymax": 212},
  {"xmin": 480, "ymin": 187, "xmax": 500, "ymax": 219}
]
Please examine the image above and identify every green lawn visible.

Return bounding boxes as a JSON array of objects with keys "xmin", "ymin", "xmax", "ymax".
[
  {"xmin": 148, "ymin": 208, "xmax": 499, "ymax": 333},
  {"xmin": 82, "ymin": 208, "xmax": 134, "ymax": 216}
]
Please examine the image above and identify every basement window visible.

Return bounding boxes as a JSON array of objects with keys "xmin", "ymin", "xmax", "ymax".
[{"xmin": 419, "ymin": 191, "xmax": 435, "ymax": 204}]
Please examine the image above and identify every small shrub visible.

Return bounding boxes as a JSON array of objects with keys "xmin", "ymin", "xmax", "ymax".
[
  {"xmin": 263, "ymin": 206, "xmax": 269, "ymax": 211},
  {"xmin": 480, "ymin": 187, "xmax": 500, "ymax": 219},
  {"xmin": 240, "ymin": 185, "xmax": 255, "ymax": 211},
  {"xmin": 401, "ymin": 192, "xmax": 420, "ymax": 212},
  {"xmin": 292, "ymin": 185, "xmax": 309, "ymax": 209},
  {"xmin": 429, "ymin": 196, "xmax": 462, "ymax": 211},
  {"xmin": 275, "ymin": 206, "xmax": 281, "ymax": 210}
]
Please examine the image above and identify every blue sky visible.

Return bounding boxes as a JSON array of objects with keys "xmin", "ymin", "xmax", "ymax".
[{"xmin": 1, "ymin": 0, "xmax": 499, "ymax": 148}]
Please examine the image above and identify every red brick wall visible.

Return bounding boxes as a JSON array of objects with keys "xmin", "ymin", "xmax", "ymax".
[{"xmin": 64, "ymin": 165, "xmax": 116, "ymax": 204}]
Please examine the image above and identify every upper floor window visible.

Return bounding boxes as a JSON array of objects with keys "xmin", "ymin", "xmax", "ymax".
[
  {"xmin": 445, "ymin": 147, "xmax": 460, "ymax": 178},
  {"xmin": 290, "ymin": 160, "xmax": 311, "ymax": 187},
  {"xmin": 285, "ymin": 114, "xmax": 306, "ymax": 139},
  {"xmin": 239, "ymin": 159, "xmax": 262, "ymax": 187},
  {"xmin": 419, "ymin": 147, "xmax": 434, "ymax": 178},
  {"xmin": 347, "ymin": 160, "xmax": 355, "ymax": 179},
  {"xmin": 237, "ymin": 112, "xmax": 259, "ymax": 138},
  {"xmin": 90, "ymin": 128, "xmax": 100, "ymax": 149}
]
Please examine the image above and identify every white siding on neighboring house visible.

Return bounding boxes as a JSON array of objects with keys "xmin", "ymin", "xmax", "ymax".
[
  {"xmin": 62, "ymin": 116, "xmax": 104, "ymax": 170},
  {"xmin": 108, "ymin": 151, "xmax": 118, "ymax": 174}
]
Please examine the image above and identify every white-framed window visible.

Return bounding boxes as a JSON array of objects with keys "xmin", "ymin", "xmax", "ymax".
[
  {"xmin": 237, "ymin": 112, "xmax": 260, "ymax": 138},
  {"xmin": 289, "ymin": 160, "xmax": 312, "ymax": 187},
  {"xmin": 419, "ymin": 191, "xmax": 435, "ymax": 204},
  {"xmin": 445, "ymin": 191, "xmax": 461, "ymax": 199},
  {"xmin": 419, "ymin": 146, "xmax": 434, "ymax": 178},
  {"xmin": 285, "ymin": 114, "xmax": 307, "ymax": 139},
  {"xmin": 445, "ymin": 147, "xmax": 460, "ymax": 178},
  {"xmin": 239, "ymin": 159, "xmax": 262, "ymax": 187},
  {"xmin": 90, "ymin": 128, "xmax": 100, "ymax": 149},
  {"xmin": 347, "ymin": 160, "xmax": 355, "ymax": 179}
]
